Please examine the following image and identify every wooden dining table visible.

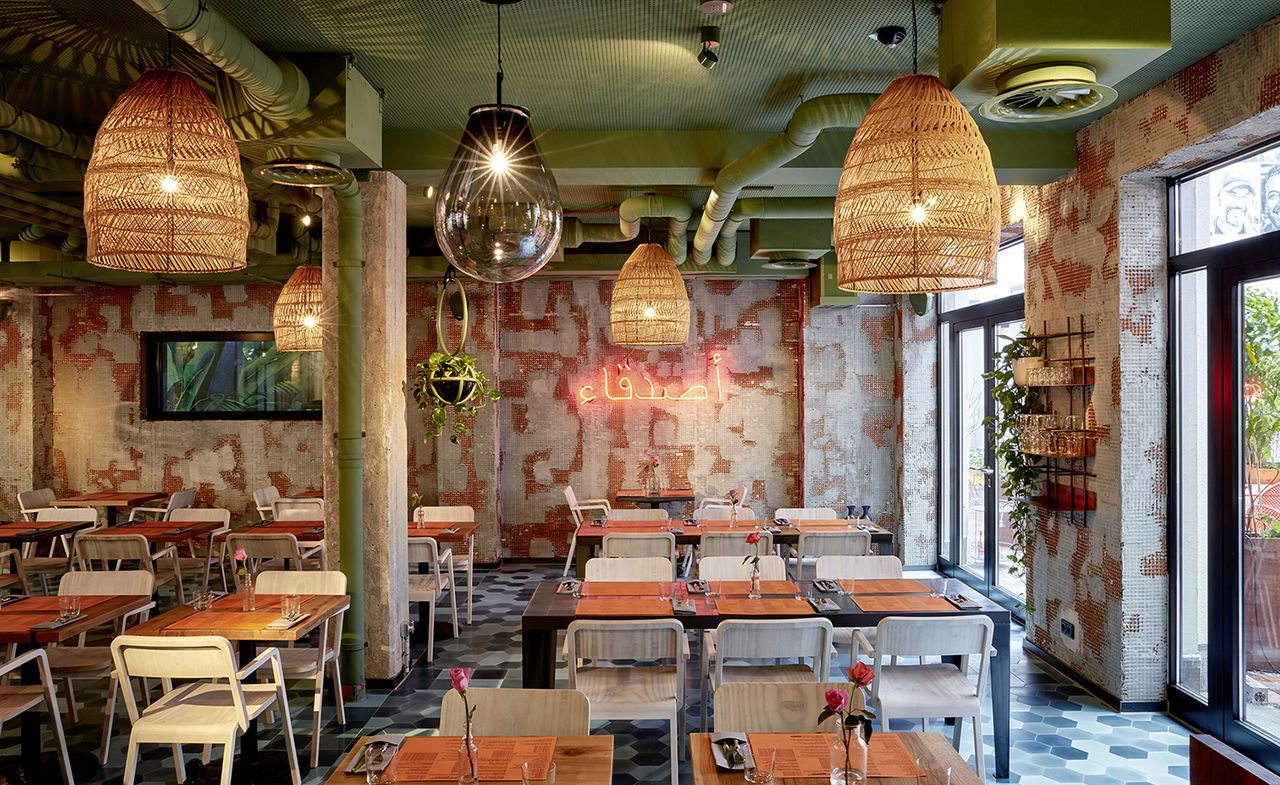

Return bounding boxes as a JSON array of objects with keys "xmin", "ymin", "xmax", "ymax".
[
  {"xmin": 325, "ymin": 735, "xmax": 613, "ymax": 784},
  {"xmin": 520, "ymin": 578, "xmax": 1011, "ymax": 780},
  {"xmin": 49, "ymin": 491, "xmax": 167, "ymax": 526},
  {"xmin": 224, "ymin": 519, "xmax": 328, "ymax": 541},
  {"xmin": 128, "ymin": 593, "xmax": 350, "ymax": 782},
  {"xmin": 614, "ymin": 487, "xmax": 696, "ymax": 509},
  {"xmin": 689, "ymin": 731, "xmax": 979, "ymax": 784},
  {"xmin": 0, "ymin": 517, "xmax": 98, "ymax": 551},
  {"xmin": 0, "ymin": 594, "xmax": 151, "ymax": 781},
  {"xmin": 86, "ymin": 518, "xmax": 223, "ymax": 546}
]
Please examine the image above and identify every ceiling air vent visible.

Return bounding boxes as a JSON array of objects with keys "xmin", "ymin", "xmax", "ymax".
[
  {"xmin": 251, "ymin": 147, "xmax": 354, "ymax": 188},
  {"xmin": 978, "ymin": 63, "xmax": 1117, "ymax": 123}
]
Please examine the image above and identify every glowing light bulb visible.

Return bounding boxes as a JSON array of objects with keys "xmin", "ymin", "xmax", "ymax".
[
  {"xmin": 488, "ymin": 145, "xmax": 509, "ymax": 173},
  {"xmin": 160, "ymin": 174, "xmax": 180, "ymax": 193},
  {"xmin": 425, "ymin": 185, "xmax": 435, "ymax": 199},
  {"xmin": 493, "ymin": 246, "xmax": 504, "ymax": 260},
  {"xmin": 643, "ymin": 306, "xmax": 657, "ymax": 318},
  {"xmin": 300, "ymin": 214, "xmax": 312, "ymax": 227},
  {"xmin": 302, "ymin": 314, "xmax": 318, "ymax": 330},
  {"xmin": 909, "ymin": 203, "xmax": 926, "ymax": 223}
]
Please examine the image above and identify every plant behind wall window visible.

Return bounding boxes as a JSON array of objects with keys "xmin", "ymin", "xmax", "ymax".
[
  {"xmin": 411, "ymin": 272, "xmax": 500, "ymax": 443},
  {"xmin": 984, "ymin": 329, "xmax": 1044, "ymax": 605}
]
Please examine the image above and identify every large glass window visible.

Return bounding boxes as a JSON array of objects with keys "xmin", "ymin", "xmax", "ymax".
[
  {"xmin": 1174, "ymin": 144, "xmax": 1280, "ymax": 254},
  {"xmin": 144, "ymin": 332, "xmax": 322, "ymax": 420},
  {"xmin": 939, "ymin": 241, "xmax": 1026, "ymax": 312}
]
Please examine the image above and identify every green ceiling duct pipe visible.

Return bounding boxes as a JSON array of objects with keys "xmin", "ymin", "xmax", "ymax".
[
  {"xmin": 562, "ymin": 195, "xmax": 692, "ymax": 263},
  {"xmin": 331, "ymin": 176, "xmax": 366, "ymax": 696},
  {"xmin": 0, "ymin": 192, "xmax": 82, "ymax": 236},
  {"xmin": 691, "ymin": 93, "xmax": 875, "ymax": 266},
  {"xmin": 0, "ymin": 100, "xmax": 94, "ymax": 160},
  {"xmin": 0, "ymin": 131, "xmax": 89, "ymax": 182},
  {"xmin": 132, "ymin": 0, "xmax": 310, "ymax": 121},
  {"xmin": 61, "ymin": 234, "xmax": 84, "ymax": 254},
  {"xmin": 17, "ymin": 225, "xmax": 48, "ymax": 244},
  {"xmin": 715, "ymin": 197, "xmax": 834, "ymax": 267}
]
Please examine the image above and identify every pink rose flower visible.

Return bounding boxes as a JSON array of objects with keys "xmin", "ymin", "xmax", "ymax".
[
  {"xmin": 727, "ymin": 488, "xmax": 739, "ymax": 501},
  {"xmin": 449, "ymin": 667, "xmax": 472, "ymax": 693},
  {"xmin": 233, "ymin": 548, "xmax": 247, "ymax": 562},
  {"xmin": 745, "ymin": 532, "xmax": 761, "ymax": 545},
  {"xmin": 825, "ymin": 689, "xmax": 850, "ymax": 713}
]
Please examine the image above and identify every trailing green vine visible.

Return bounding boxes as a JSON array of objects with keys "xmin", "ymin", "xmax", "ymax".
[
  {"xmin": 983, "ymin": 330, "xmax": 1044, "ymax": 609},
  {"xmin": 411, "ymin": 351, "xmax": 500, "ymax": 444}
]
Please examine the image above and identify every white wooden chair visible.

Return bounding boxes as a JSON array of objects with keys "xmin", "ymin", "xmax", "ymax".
[
  {"xmin": 17, "ymin": 488, "xmax": 56, "ymax": 521},
  {"xmin": 774, "ymin": 506, "xmax": 837, "ymax": 521},
  {"xmin": 0, "ymin": 650, "xmax": 74, "ymax": 784},
  {"xmin": 694, "ymin": 506, "xmax": 757, "ymax": 522},
  {"xmin": 440, "ymin": 688, "xmax": 590, "ymax": 736},
  {"xmin": 252, "ymin": 487, "xmax": 281, "ymax": 521},
  {"xmin": 563, "ymin": 486, "xmax": 611, "ymax": 577},
  {"xmin": 583, "ymin": 556, "xmax": 674, "ymax": 582},
  {"xmin": 567, "ymin": 619, "xmax": 686, "ymax": 785},
  {"xmin": 46, "ymin": 570, "xmax": 155, "ymax": 763},
  {"xmin": 127, "ymin": 487, "xmax": 196, "ymax": 523},
  {"xmin": 0, "ymin": 548, "xmax": 21, "ymax": 596},
  {"xmin": 697, "ymin": 530, "xmax": 773, "ymax": 559},
  {"xmin": 110, "ymin": 635, "xmax": 301, "ymax": 785},
  {"xmin": 226, "ymin": 533, "xmax": 324, "ymax": 581},
  {"xmin": 698, "ymin": 484, "xmax": 748, "ymax": 510},
  {"xmin": 789, "ymin": 531, "xmax": 871, "ymax": 581},
  {"xmin": 413, "ymin": 505, "xmax": 477, "ymax": 623},
  {"xmin": 816, "ymin": 555, "xmax": 905, "ymax": 663},
  {"xmin": 18, "ymin": 507, "xmax": 100, "ymax": 594},
  {"xmin": 601, "ymin": 532, "xmax": 677, "ymax": 574},
  {"xmin": 713, "ymin": 681, "xmax": 861, "ymax": 733},
  {"xmin": 607, "ymin": 508, "xmax": 669, "ymax": 520},
  {"xmin": 167, "ymin": 508, "xmax": 232, "ymax": 594},
  {"xmin": 860, "ymin": 615, "xmax": 995, "ymax": 780},
  {"xmin": 75, "ymin": 533, "xmax": 184, "ymax": 605},
  {"xmin": 407, "ymin": 536, "xmax": 458, "ymax": 663},
  {"xmin": 701, "ymin": 617, "xmax": 834, "ymax": 731},
  {"xmin": 696, "ymin": 555, "xmax": 787, "ymax": 582},
  {"xmin": 273, "ymin": 500, "xmax": 325, "ymax": 521},
  {"xmin": 256, "ymin": 570, "xmax": 347, "ymax": 768}
]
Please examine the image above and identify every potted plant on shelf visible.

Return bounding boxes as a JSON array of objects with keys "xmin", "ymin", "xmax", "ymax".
[
  {"xmin": 985, "ymin": 329, "xmax": 1045, "ymax": 609},
  {"xmin": 1009, "ymin": 333, "xmax": 1044, "ymax": 386}
]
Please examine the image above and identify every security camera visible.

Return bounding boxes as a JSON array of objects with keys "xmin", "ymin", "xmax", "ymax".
[
  {"xmin": 870, "ymin": 25, "xmax": 908, "ymax": 48},
  {"xmin": 699, "ymin": 26, "xmax": 721, "ymax": 69}
]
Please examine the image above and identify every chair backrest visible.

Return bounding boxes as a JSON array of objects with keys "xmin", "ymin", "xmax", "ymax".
[
  {"xmin": 584, "ymin": 556, "xmax": 673, "ymax": 582},
  {"xmin": 111, "ymin": 635, "xmax": 248, "ymax": 728},
  {"xmin": 606, "ymin": 508, "xmax": 669, "ymax": 521},
  {"xmin": 815, "ymin": 555, "xmax": 904, "ymax": 580},
  {"xmin": 563, "ymin": 485, "xmax": 581, "ymax": 509},
  {"xmin": 253, "ymin": 487, "xmax": 281, "ymax": 520},
  {"xmin": 714, "ymin": 682, "xmax": 863, "ymax": 733},
  {"xmin": 440, "ymin": 689, "xmax": 590, "ymax": 736},
  {"xmin": 413, "ymin": 505, "xmax": 475, "ymax": 523},
  {"xmin": 564, "ymin": 486, "xmax": 609, "ymax": 526},
  {"xmin": 227, "ymin": 532, "xmax": 304, "ymax": 567},
  {"xmin": 59, "ymin": 569, "xmax": 155, "ymax": 597},
  {"xmin": 775, "ymin": 507, "xmax": 837, "ymax": 520},
  {"xmin": 165, "ymin": 488, "xmax": 197, "ymax": 514},
  {"xmin": 714, "ymin": 619, "xmax": 833, "ymax": 682},
  {"xmin": 872, "ymin": 616, "xmax": 995, "ymax": 702},
  {"xmin": 698, "ymin": 530, "xmax": 773, "ymax": 558},
  {"xmin": 76, "ymin": 534, "xmax": 152, "ymax": 570},
  {"xmin": 601, "ymin": 531, "xmax": 676, "ymax": 562},
  {"xmin": 168, "ymin": 507, "xmax": 232, "ymax": 525},
  {"xmin": 272, "ymin": 498, "xmax": 324, "ymax": 520},
  {"xmin": 566, "ymin": 619, "xmax": 685, "ymax": 701},
  {"xmin": 695, "ymin": 506, "xmax": 758, "ymax": 521},
  {"xmin": 798, "ymin": 531, "xmax": 871, "ymax": 558},
  {"xmin": 255, "ymin": 569, "xmax": 346, "ymax": 595},
  {"xmin": 700, "ymin": 484, "xmax": 749, "ymax": 509},
  {"xmin": 38, "ymin": 507, "xmax": 97, "ymax": 523},
  {"xmin": 698, "ymin": 555, "xmax": 786, "ymax": 581},
  {"xmin": 18, "ymin": 488, "xmax": 55, "ymax": 514}
]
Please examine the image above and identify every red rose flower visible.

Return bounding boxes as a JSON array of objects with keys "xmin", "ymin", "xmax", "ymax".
[
  {"xmin": 848, "ymin": 662, "xmax": 874, "ymax": 688},
  {"xmin": 745, "ymin": 532, "xmax": 761, "ymax": 544}
]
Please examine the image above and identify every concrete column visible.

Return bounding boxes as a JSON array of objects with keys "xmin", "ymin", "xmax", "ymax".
[
  {"xmin": 0, "ymin": 299, "xmax": 52, "ymax": 517},
  {"xmin": 896, "ymin": 301, "xmax": 939, "ymax": 566},
  {"xmin": 322, "ymin": 171, "xmax": 410, "ymax": 682}
]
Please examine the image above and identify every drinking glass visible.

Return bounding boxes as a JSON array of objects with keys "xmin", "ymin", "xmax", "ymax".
[
  {"xmin": 283, "ymin": 594, "xmax": 302, "ymax": 620},
  {"xmin": 744, "ymin": 746, "xmax": 775, "ymax": 784},
  {"xmin": 193, "ymin": 591, "xmax": 211, "ymax": 611},
  {"xmin": 657, "ymin": 584, "xmax": 670, "ymax": 602},
  {"xmin": 364, "ymin": 741, "xmax": 397, "ymax": 785},
  {"xmin": 521, "ymin": 761, "xmax": 556, "ymax": 785},
  {"xmin": 58, "ymin": 595, "xmax": 80, "ymax": 620},
  {"xmin": 929, "ymin": 578, "xmax": 948, "ymax": 598}
]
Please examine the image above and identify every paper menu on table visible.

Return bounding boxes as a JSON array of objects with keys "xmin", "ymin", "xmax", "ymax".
[
  {"xmin": 867, "ymin": 733, "xmax": 925, "ymax": 778},
  {"xmin": 391, "ymin": 736, "xmax": 556, "ymax": 781},
  {"xmin": 745, "ymin": 733, "xmax": 829, "ymax": 778}
]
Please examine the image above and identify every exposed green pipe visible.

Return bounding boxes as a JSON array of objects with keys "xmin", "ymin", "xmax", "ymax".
[
  {"xmin": 715, "ymin": 197, "xmax": 834, "ymax": 266},
  {"xmin": 17, "ymin": 225, "xmax": 48, "ymax": 244},
  {"xmin": 0, "ymin": 193, "xmax": 82, "ymax": 236},
  {"xmin": 0, "ymin": 100, "xmax": 94, "ymax": 160},
  {"xmin": 562, "ymin": 195, "xmax": 692, "ymax": 262},
  {"xmin": 132, "ymin": 0, "xmax": 310, "ymax": 121},
  {"xmin": 331, "ymin": 177, "xmax": 365, "ymax": 695},
  {"xmin": 691, "ymin": 93, "xmax": 876, "ymax": 266},
  {"xmin": 0, "ymin": 132, "xmax": 88, "ymax": 182}
]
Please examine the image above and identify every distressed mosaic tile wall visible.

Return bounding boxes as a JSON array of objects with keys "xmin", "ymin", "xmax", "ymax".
[
  {"xmin": 1016, "ymin": 14, "xmax": 1280, "ymax": 704},
  {"xmin": 37, "ymin": 286, "xmax": 323, "ymax": 522}
]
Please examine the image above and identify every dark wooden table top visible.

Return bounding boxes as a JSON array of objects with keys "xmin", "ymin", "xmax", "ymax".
[
  {"xmin": 573, "ymin": 518, "xmax": 893, "ymax": 546},
  {"xmin": 324, "ymin": 736, "xmax": 613, "ymax": 784},
  {"xmin": 50, "ymin": 491, "xmax": 167, "ymax": 508},
  {"xmin": 87, "ymin": 520, "xmax": 222, "ymax": 544},
  {"xmin": 521, "ymin": 578, "xmax": 1007, "ymax": 631},
  {"xmin": 407, "ymin": 521, "xmax": 482, "ymax": 543},
  {"xmin": 0, "ymin": 595, "xmax": 152, "ymax": 645},
  {"xmin": 0, "ymin": 518, "xmax": 97, "ymax": 543},
  {"xmin": 615, "ymin": 488, "xmax": 696, "ymax": 504},
  {"xmin": 128, "ymin": 594, "xmax": 349, "ymax": 642},
  {"xmin": 689, "ymin": 732, "xmax": 980, "ymax": 785},
  {"xmin": 216, "ymin": 520, "xmax": 327, "ymax": 542}
]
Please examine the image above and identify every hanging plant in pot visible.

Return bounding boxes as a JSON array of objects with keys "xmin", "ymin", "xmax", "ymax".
[{"xmin": 411, "ymin": 272, "xmax": 500, "ymax": 444}]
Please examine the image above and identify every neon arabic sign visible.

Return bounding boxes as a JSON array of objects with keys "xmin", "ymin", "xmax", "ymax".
[{"xmin": 578, "ymin": 353, "xmax": 725, "ymax": 405}]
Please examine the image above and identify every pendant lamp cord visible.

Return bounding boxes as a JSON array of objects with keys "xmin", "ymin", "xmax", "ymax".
[
  {"xmin": 910, "ymin": 0, "xmax": 919, "ymax": 74},
  {"xmin": 495, "ymin": 3, "xmax": 504, "ymax": 106}
]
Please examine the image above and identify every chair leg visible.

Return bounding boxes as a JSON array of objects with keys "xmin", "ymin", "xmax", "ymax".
[
  {"xmin": 971, "ymin": 713, "xmax": 985, "ymax": 780},
  {"xmin": 700, "ymin": 675, "xmax": 708, "ymax": 733},
  {"xmin": 43, "ymin": 678, "xmax": 74, "ymax": 785},
  {"xmin": 276, "ymin": 690, "xmax": 303, "ymax": 785},
  {"xmin": 668, "ymin": 712, "xmax": 679, "ymax": 785},
  {"xmin": 123, "ymin": 740, "xmax": 141, "ymax": 785},
  {"xmin": 99, "ymin": 673, "xmax": 119, "ymax": 765},
  {"xmin": 172, "ymin": 742, "xmax": 186, "ymax": 783},
  {"xmin": 466, "ymin": 559, "xmax": 474, "ymax": 624},
  {"xmin": 61, "ymin": 676, "xmax": 78, "ymax": 724},
  {"xmin": 562, "ymin": 533, "xmax": 578, "ymax": 577},
  {"xmin": 951, "ymin": 716, "xmax": 963, "ymax": 749},
  {"xmin": 449, "ymin": 580, "xmax": 460, "ymax": 638},
  {"xmin": 330, "ymin": 659, "xmax": 347, "ymax": 726},
  {"xmin": 219, "ymin": 740, "xmax": 236, "ymax": 785},
  {"xmin": 426, "ymin": 599, "xmax": 437, "ymax": 663},
  {"xmin": 310, "ymin": 674, "xmax": 324, "ymax": 768}
]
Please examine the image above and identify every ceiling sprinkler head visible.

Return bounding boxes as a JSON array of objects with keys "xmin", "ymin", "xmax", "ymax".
[
  {"xmin": 698, "ymin": 0, "xmax": 734, "ymax": 14},
  {"xmin": 699, "ymin": 26, "xmax": 721, "ymax": 69},
  {"xmin": 870, "ymin": 25, "xmax": 908, "ymax": 48}
]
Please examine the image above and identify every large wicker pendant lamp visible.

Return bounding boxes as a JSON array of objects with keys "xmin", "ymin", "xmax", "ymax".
[
  {"xmin": 273, "ymin": 264, "xmax": 324, "ymax": 351},
  {"xmin": 610, "ymin": 243, "xmax": 690, "ymax": 346},
  {"xmin": 834, "ymin": 1, "xmax": 999, "ymax": 294},
  {"xmin": 84, "ymin": 69, "xmax": 249, "ymax": 273}
]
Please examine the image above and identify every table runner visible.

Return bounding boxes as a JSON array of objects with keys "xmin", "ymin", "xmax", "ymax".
[
  {"xmin": 739, "ymin": 733, "xmax": 923, "ymax": 779},
  {"xmin": 578, "ymin": 581, "xmax": 670, "ymax": 597},
  {"xmin": 574, "ymin": 598, "xmax": 672, "ymax": 617},
  {"xmin": 167, "ymin": 609, "xmax": 285, "ymax": 631},
  {"xmin": 714, "ymin": 598, "xmax": 813, "ymax": 616},
  {"xmin": 392, "ymin": 735, "xmax": 556, "ymax": 781},
  {"xmin": 849, "ymin": 595, "xmax": 957, "ymax": 613},
  {"xmin": 840, "ymin": 578, "xmax": 932, "ymax": 595},
  {"xmin": 213, "ymin": 594, "xmax": 313, "ymax": 611}
]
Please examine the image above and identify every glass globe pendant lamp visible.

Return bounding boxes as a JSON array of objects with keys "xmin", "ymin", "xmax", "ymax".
[{"xmin": 434, "ymin": 0, "xmax": 562, "ymax": 283}]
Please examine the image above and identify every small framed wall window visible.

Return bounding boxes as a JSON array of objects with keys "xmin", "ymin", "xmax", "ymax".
[{"xmin": 143, "ymin": 332, "xmax": 322, "ymax": 420}]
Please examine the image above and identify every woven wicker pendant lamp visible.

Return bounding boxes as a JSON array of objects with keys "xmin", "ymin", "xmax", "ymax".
[
  {"xmin": 84, "ymin": 69, "xmax": 249, "ymax": 273},
  {"xmin": 273, "ymin": 265, "xmax": 324, "ymax": 351},
  {"xmin": 610, "ymin": 243, "xmax": 690, "ymax": 346},
  {"xmin": 834, "ymin": 0, "xmax": 999, "ymax": 295}
]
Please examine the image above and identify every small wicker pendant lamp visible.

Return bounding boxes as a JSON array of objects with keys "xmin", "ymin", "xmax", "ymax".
[
  {"xmin": 273, "ymin": 264, "xmax": 324, "ymax": 351},
  {"xmin": 834, "ymin": 1, "xmax": 999, "ymax": 294},
  {"xmin": 610, "ymin": 243, "xmax": 690, "ymax": 346},
  {"xmin": 84, "ymin": 69, "xmax": 249, "ymax": 273}
]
